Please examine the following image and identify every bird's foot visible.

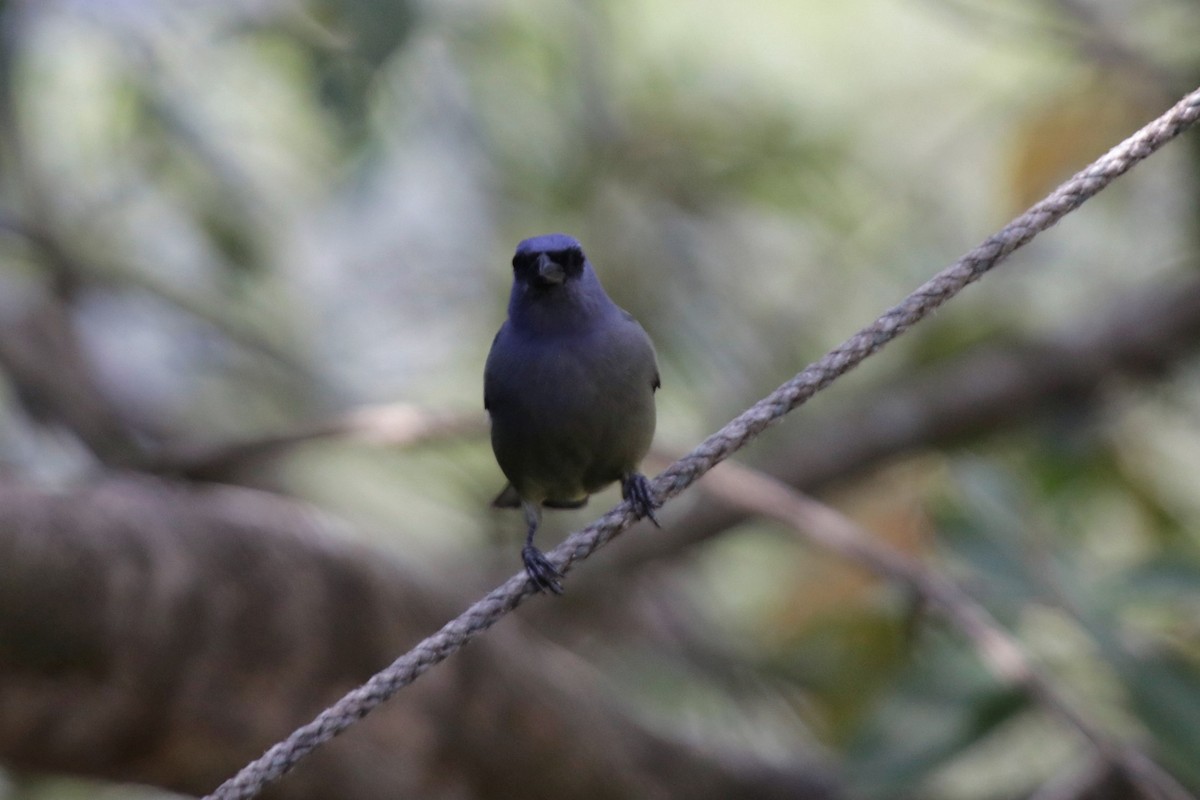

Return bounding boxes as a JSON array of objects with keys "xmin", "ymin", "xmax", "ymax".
[
  {"xmin": 522, "ymin": 545, "xmax": 564, "ymax": 595},
  {"xmin": 621, "ymin": 472, "xmax": 661, "ymax": 528}
]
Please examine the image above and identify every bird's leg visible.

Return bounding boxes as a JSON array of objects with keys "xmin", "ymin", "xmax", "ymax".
[
  {"xmin": 621, "ymin": 472, "xmax": 661, "ymax": 528},
  {"xmin": 521, "ymin": 501, "xmax": 563, "ymax": 595}
]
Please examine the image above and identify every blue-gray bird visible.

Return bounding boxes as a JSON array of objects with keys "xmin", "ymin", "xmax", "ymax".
[{"xmin": 485, "ymin": 233, "xmax": 660, "ymax": 593}]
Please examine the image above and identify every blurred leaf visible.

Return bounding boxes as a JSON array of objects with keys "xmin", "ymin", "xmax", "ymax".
[
  {"xmin": 619, "ymin": 96, "xmax": 851, "ymax": 217},
  {"xmin": 765, "ymin": 607, "xmax": 911, "ymax": 743},
  {"xmin": 1006, "ymin": 72, "xmax": 1157, "ymax": 212},
  {"xmin": 1114, "ymin": 556, "xmax": 1200, "ymax": 599},
  {"xmin": 282, "ymin": 0, "xmax": 420, "ymax": 141},
  {"xmin": 843, "ymin": 632, "xmax": 1029, "ymax": 798},
  {"xmin": 933, "ymin": 461, "xmax": 1049, "ymax": 623},
  {"xmin": 1109, "ymin": 649, "xmax": 1200, "ymax": 788}
]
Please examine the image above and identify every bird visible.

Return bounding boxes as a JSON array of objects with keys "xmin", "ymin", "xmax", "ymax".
[{"xmin": 484, "ymin": 233, "xmax": 661, "ymax": 594}]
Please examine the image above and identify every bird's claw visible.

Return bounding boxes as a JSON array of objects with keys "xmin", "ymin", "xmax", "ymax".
[
  {"xmin": 522, "ymin": 545, "xmax": 564, "ymax": 595},
  {"xmin": 621, "ymin": 473, "xmax": 661, "ymax": 528}
]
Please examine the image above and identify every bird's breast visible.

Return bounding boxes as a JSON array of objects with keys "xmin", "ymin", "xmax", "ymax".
[{"xmin": 485, "ymin": 321, "xmax": 657, "ymax": 500}]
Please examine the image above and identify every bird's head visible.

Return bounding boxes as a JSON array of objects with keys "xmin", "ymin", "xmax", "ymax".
[
  {"xmin": 512, "ymin": 234, "xmax": 587, "ymax": 290},
  {"xmin": 507, "ymin": 233, "xmax": 616, "ymax": 331}
]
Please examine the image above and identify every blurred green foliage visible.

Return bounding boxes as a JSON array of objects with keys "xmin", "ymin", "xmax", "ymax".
[{"xmin": 2, "ymin": 0, "xmax": 1200, "ymax": 798}]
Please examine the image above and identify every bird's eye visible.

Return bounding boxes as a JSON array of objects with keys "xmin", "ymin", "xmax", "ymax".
[
  {"xmin": 513, "ymin": 254, "xmax": 535, "ymax": 274},
  {"xmin": 563, "ymin": 248, "xmax": 583, "ymax": 270}
]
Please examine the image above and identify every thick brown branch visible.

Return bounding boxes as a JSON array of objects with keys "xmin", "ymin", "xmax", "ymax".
[{"xmin": 0, "ymin": 476, "xmax": 835, "ymax": 800}]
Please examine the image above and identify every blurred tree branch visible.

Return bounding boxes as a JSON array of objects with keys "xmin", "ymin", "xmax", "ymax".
[
  {"xmin": 1028, "ymin": 759, "xmax": 1179, "ymax": 800},
  {"xmin": 590, "ymin": 271, "xmax": 1200, "ymax": 581},
  {"xmin": 0, "ymin": 213, "xmax": 318, "ymax": 385},
  {"xmin": 699, "ymin": 460, "xmax": 1192, "ymax": 800},
  {"xmin": 145, "ymin": 404, "xmax": 486, "ymax": 482},
  {"xmin": 0, "ymin": 290, "xmax": 148, "ymax": 465},
  {"xmin": 0, "ymin": 475, "xmax": 837, "ymax": 800}
]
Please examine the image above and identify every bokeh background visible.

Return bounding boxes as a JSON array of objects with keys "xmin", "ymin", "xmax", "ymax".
[{"xmin": 1, "ymin": 0, "xmax": 1199, "ymax": 798}]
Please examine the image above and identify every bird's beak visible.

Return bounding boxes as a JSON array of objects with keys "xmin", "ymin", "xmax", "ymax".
[{"xmin": 536, "ymin": 253, "xmax": 565, "ymax": 285}]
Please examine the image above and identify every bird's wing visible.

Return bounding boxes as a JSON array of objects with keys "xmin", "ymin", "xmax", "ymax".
[
  {"xmin": 619, "ymin": 310, "xmax": 661, "ymax": 392},
  {"xmin": 483, "ymin": 325, "xmax": 507, "ymax": 411}
]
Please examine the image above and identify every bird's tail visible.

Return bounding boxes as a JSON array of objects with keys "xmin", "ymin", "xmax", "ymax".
[
  {"xmin": 491, "ymin": 484, "xmax": 522, "ymax": 508},
  {"xmin": 491, "ymin": 484, "xmax": 589, "ymax": 510}
]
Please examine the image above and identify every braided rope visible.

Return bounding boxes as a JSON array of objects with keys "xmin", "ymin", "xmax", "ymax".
[{"xmin": 205, "ymin": 85, "xmax": 1200, "ymax": 800}]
